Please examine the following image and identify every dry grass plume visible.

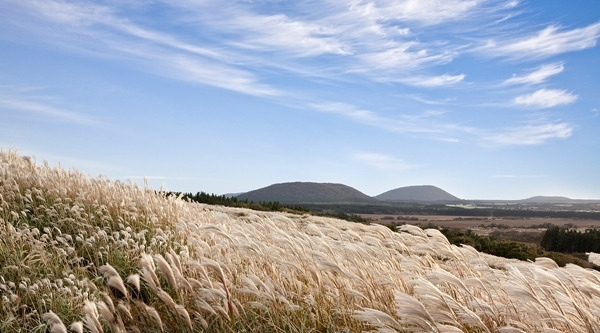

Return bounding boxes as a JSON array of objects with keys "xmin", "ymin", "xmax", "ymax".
[{"xmin": 2, "ymin": 150, "xmax": 600, "ymax": 332}]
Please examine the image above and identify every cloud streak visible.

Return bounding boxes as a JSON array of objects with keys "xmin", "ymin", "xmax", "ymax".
[
  {"xmin": 503, "ymin": 62, "xmax": 564, "ymax": 85},
  {"xmin": 487, "ymin": 122, "xmax": 574, "ymax": 145},
  {"xmin": 151, "ymin": 0, "xmax": 488, "ymax": 84},
  {"xmin": 10, "ymin": 0, "xmax": 587, "ymax": 96},
  {"xmin": 353, "ymin": 152, "xmax": 421, "ymax": 171},
  {"xmin": 309, "ymin": 102, "xmax": 444, "ymax": 135},
  {"xmin": 11, "ymin": 0, "xmax": 279, "ymax": 97},
  {"xmin": 402, "ymin": 74, "xmax": 466, "ymax": 87},
  {"xmin": 348, "ymin": 0, "xmax": 480, "ymax": 26},
  {"xmin": 514, "ymin": 88, "xmax": 578, "ymax": 109},
  {"xmin": 310, "ymin": 100, "xmax": 574, "ymax": 146},
  {"xmin": 483, "ymin": 22, "xmax": 600, "ymax": 59},
  {"xmin": 158, "ymin": 55, "xmax": 280, "ymax": 96},
  {"xmin": 227, "ymin": 13, "xmax": 351, "ymax": 57},
  {"xmin": 0, "ymin": 94, "xmax": 102, "ymax": 127}
]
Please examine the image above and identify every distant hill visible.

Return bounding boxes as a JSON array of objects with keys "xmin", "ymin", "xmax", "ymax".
[
  {"xmin": 236, "ymin": 182, "xmax": 375, "ymax": 203},
  {"xmin": 375, "ymin": 185, "xmax": 460, "ymax": 202},
  {"xmin": 520, "ymin": 196, "xmax": 576, "ymax": 204}
]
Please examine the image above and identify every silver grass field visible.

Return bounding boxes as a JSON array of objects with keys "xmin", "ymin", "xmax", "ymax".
[{"xmin": 2, "ymin": 150, "xmax": 600, "ymax": 332}]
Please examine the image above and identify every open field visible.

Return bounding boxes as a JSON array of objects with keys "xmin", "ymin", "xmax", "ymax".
[
  {"xmin": 363, "ymin": 214, "xmax": 600, "ymax": 245},
  {"xmin": 4, "ymin": 151, "xmax": 600, "ymax": 332},
  {"xmin": 362, "ymin": 214, "xmax": 600, "ymax": 228}
]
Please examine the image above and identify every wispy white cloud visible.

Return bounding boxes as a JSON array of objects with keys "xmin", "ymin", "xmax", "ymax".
[
  {"xmin": 483, "ymin": 22, "xmax": 600, "ymax": 59},
  {"xmin": 505, "ymin": 0, "xmax": 520, "ymax": 8},
  {"xmin": 309, "ymin": 101, "xmax": 471, "ymax": 143},
  {"xmin": 310, "ymin": 102, "xmax": 396, "ymax": 130},
  {"xmin": 349, "ymin": 0, "xmax": 480, "ymax": 26},
  {"xmin": 487, "ymin": 122, "xmax": 574, "ymax": 145},
  {"xmin": 112, "ymin": 20, "xmax": 223, "ymax": 59},
  {"xmin": 400, "ymin": 110, "xmax": 449, "ymax": 121},
  {"xmin": 407, "ymin": 95, "xmax": 454, "ymax": 105},
  {"xmin": 353, "ymin": 152, "xmax": 421, "ymax": 171},
  {"xmin": 0, "ymin": 0, "xmax": 590, "ymax": 150},
  {"xmin": 358, "ymin": 44, "xmax": 456, "ymax": 73},
  {"xmin": 26, "ymin": 0, "xmax": 113, "ymax": 26},
  {"xmin": 402, "ymin": 73, "xmax": 466, "ymax": 87},
  {"xmin": 10, "ymin": 0, "xmax": 279, "ymax": 97},
  {"xmin": 4, "ymin": 0, "xmax": 518, "ymax": 93},
  {"xmin": 157, "ymin": 55, "xmax": 280, "ymax": 96},
  {"xmin": 0, "ymin": 94, "xmax": 102, "ymax": 127},
  {"xmin": 513, "ymin": 88, "xmax": 577, "ymax": 108},
  {"xmin": 227, "ymin": 13, "xmax": 351, "ymax": 57},
  {"xmin": 309, "ymin": 101, "xmax": 440, "ymax": 134},
  {"xmin": 503, "ymin": 62, "xmax": 564, "ymax": 85},
  {"xmin": 151, "ymin": 0, "xmax": 487, "ymax": 84}
]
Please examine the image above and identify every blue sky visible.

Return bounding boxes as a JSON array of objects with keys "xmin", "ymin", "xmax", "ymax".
[{"xmin": 1, "ymin": 0, "xmax": 599, "ymax": 200}]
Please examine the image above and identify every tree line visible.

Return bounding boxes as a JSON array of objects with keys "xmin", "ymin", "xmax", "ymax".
[
  {"xmin": 541, "ymin": 226, "xmax": 600, "ymax": 253},
  {"xmin": 438, "ymin": 227, "xmax": 599, "ymax": 270},
  {"xmin": 165, "ymin": 191, "xmax": 367, "ymax": 222},
  {"xmin": 166, "ymin": 191, "xmax": 310, "ymax": 213}
]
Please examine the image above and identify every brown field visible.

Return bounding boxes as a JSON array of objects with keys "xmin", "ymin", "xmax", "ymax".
[
  {"xmin": 362, "ymin": 214, "xmax": 600, "ymax": 243},
  {"xmin": 362, "ymin": 214, "xmax": 600, "ymax": 228}
]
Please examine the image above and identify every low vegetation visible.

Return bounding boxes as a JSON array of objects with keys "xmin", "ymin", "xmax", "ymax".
[
  {"xmin": 171, "ymin": 191, "xmax": 367, "ymax": 223},
  {"xmin": 439, "ymin": 228, "xmax": 599, "ymax": 270},
  {"xmin": 3, "ymin": 150, "xmax": 600, "ymax": 332},
  {"xmin": 169, "ymin": 191, "xmax": 311, "ymax": 214},
  {"xmin": 541, "ymin": 226, "xmax": 600, "ymax": 253},
  {"xmin": 306, "ymin": 202, "xmax": 600, "ymax": 220}
]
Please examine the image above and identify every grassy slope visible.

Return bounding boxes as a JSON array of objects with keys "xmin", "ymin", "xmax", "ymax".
[{"xmin": 2, "ymin": 150, "xmax": 600, "ymax": 332}]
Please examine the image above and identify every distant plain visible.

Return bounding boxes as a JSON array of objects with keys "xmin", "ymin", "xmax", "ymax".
[{"xmin": 364, "ymin": 214, "xmax": 600, "ymax": 245}]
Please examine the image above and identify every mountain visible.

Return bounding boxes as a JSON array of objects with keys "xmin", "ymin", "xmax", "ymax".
[
  {"xmin": 520, "ymin": 196, "xmax": 578, "ymax": 204},
  {"xmin": 375, "ymin": 185, "xmax": 460, "ymax": 202},
  {"xmin": 236, "ymin": 182, "xmax": 374, "ymax": 203}
]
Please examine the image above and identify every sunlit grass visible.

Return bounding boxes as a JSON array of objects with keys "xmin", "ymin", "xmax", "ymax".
[{"xmin": 2, "ymin": 150, "xmax": 600, "ymax": 332}]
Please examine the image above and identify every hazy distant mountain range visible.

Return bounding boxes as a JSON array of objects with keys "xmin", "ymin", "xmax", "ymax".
[
  {"xmin": 236, "ymin": 182, "xmax": 459, "ymax": 203},
  {"xmin": 234, "ymin": 182, "xmax": 598, "ymax": 204},
  {"xmin": 518, "ymin": 196, "xmax": 571, "ymax": 203}
]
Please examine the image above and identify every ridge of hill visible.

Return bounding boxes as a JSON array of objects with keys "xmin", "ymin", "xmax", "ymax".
[
  {"xmin": 520, "ymin": 196, "xmax": 580, "ymax": 203},
  {"xmin": 233, "ymin": 183, "xmax": 600, "ymax": 204},
  {"xmin": 236, "ymin": 181, "xmax": 375, "ymax": 203},
  {"xmin": 375, "ymin": 185, "xmax": 461, "ymax": 202}
]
